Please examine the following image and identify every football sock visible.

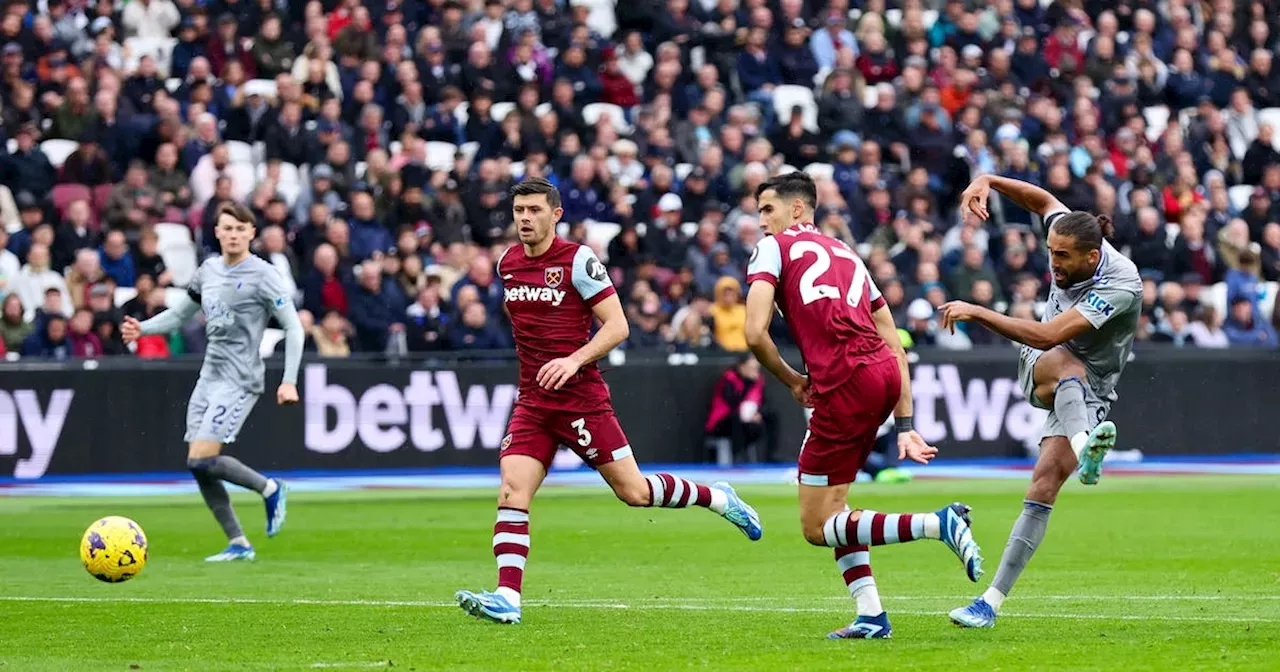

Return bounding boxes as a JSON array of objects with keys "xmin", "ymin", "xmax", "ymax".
[
  {"xmin": 229, "ymin": 536, "xmax": 250, "ymax": 548},
  {"xmin": 1053, "ymin": 378, "xmax": 1090, "ymax": 459},
  {"xmin": 822, "ymin": 510, "xmax": 941, "ymax": 547},
  {"xmin": 193, "ymin": 456, "xmax": 270, "ymax": 494},
  {"xmin": 494, "ymin": 507, "xmax": 529, "ymax": 608},
  {"xmin": 189, "ymin": 463, "xmax": 244, "ymax": 542},
  {"xmin": 987, "ymin": 499, "xmax": 1054, "ymax": 611},
  {"xmin": 262, "ymin": 479, "xmax": 279, "ymax": 498},
  {"xmin": 645, "ymin": 474, "xmax": 728, "ymax": 514},
  {"xmin": 835, "ymin": 545, "xmax": 882, "ymax": 616}
]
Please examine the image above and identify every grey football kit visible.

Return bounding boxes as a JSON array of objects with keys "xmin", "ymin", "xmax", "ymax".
[{"xmin": 1018, "ymin": 209, "xmax": 1142, "ymax": 441}]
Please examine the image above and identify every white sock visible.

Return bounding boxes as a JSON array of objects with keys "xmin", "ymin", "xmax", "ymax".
[
  {"xmin": 262, "ymin": 479, "xmax": 278, "ymax": 498},
  {"xmin": 1070, "ymin": 432, "xmax": 1089, "ymax": 460},
  {"xmin": 852, "ymin": 583, "xmax": 884, "ymax": 617},
  {"xmin": 495, "ymin": 586, "xmax": 522, "ymax": 608},
  {"xmin": 922, "ymin": 513, "xmax": 941, "ymax": 539},
  {"xmin": 229, "ymin": 535, "xmax": 250, "ymax": 548},
  {"xmin": 708, "ymin": 487, "xmax": 728, "ymax": 515},
  {"xmin": 981, "ymin": 587, "xmax": 1006, "ymax": 612}
]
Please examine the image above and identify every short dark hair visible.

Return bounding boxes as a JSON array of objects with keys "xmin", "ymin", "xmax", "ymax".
[
  {"xmin": 755, "ymin": 172, "xmax": 818, "ymax": 212},
  {"xmin": 510, "ymin": 177, "xmax": 561, "ymax": 209},
  {"xmin": 216, "ymin": 201, "xmax": 256, "ymax": 226},
  {"xmin": 1050, "ymin": 212, "xmax": 1115, "ymax": 251}
]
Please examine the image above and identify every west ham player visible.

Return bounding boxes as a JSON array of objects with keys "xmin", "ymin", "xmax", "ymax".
[
  {"xmin": 122, "ymin": 203, "xmax": 299, "ymax": 561},
  {"xmin": 942, "ymin": 175, "xmax": 1140, "ymax": 628},
  {"xmin": 743, "ymin": 173, "xmax": 983, "ymax": 639},
  {"xmin": 455, "ymin": 178, "xmax": 762, "ymax": 625}
]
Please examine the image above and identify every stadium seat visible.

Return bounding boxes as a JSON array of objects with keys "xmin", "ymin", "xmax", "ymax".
[
  {"xmin": 226, "ymin": 140, "xmax": 254, "ymax": 165},
  {"xmin": 583, "ymin": 103, "xmax": 631, "ymax": 134},
  {"xmin": 454, "ymin": 101, "xmax": 469, "ymax": 125},
  {"xmin": 1229, "ymin": 184, "xmax": 1256, "ymax": 212},
  {"xmin": 776, "ymin": 164, "xmax": 799, "ymax": 175},
  {"xmin": 861, "ymin": 87, "xmax": 879, "ymax": 108},
  {"xmin": 40, "ymin": 139, "xmax": 79, "ymax": 168},
  {"xmin": 91, "ymin": 184, "xmax": 114, "ymax": 219},
  {"xmin": 586, "ymin": 221, "xmax": 622, "ymax": 255},
  {"xmin": 1260, "ymin": 282, "xmax": 1279, "ymax": 321},
  {"xmin": 354, "ymin": 161, "xmax": 367, "ymax": 179},
  {"xmin": 1143, "ymin": 106, "xmax": 1170, "ymax": 143},
  {"xmin": 242, "ymin": 79, "xmax": 278, "ymax": 99},
  {"xmin": 921, "ymin": 9, "xmax": 938, "ymax": 30},
  {"xmin": 113, "ymin": 287, "xmax": 137, "ymax": 308},
  {"xmin": 1203, "ymin": 282, "xmax": 1228, "ymax": 321},
  {"xmin": 534, "ymin": 102, "xmax": 552, "ymax": 118},
  {"xmin": 5, "ymin": 138, "xmax": 15, "ymax": 153},
  {"xmin": 459, "ymin": 141, "xmax": 480, "ymax": 164},
  {"xmin": 1259, "ymin": 108, "xmax": 1280, "ymax": 149},
  {"xmin": 804, "ymin": 163, "xmax": 835, "ymax": 182},
  {"xmin": 509, "ymin": 161, "xmax": 525, "ymax": 178},
  {"xmin": 260, "ymin": 328, "xmax": 285, "ymax": 357},
  {"xmin": 425, "ymin": 141, "xmax": 457, "ymax": 171},
  {"xmin": 680, "ymin": 222, "xmax": 699, "ymax": 237},
  {"xmin": 164, "ymin": 77, "xmax": 181, "ymax": 93},
  {"xmin": 154, "ymin": 222, "xmax": 193, "ymax": 250},
  {"xmin": 772, "ymin": 85, "xmax": 818, "ymax": 131},
  {"xmin": 163, "ymin": 286, "xmax": 191, "ymax": 308},
  {"xmin": 161, "ymin": 242, "xmax": 199, "ymax": 288},
  {"xmin": 51, "ymin": 183, "xmax": 92, "ymax": 218},
  {"xmin": 675, "ymin": 163, "xmax": 694, "ymax": 180},
  {"xmin": 490, "ymin": 101, "xmax": 516, "ymax": 122},
  {"xmin": 123, "ymin": 36, "xmax": 177, "ymax": 76},
  {"xmin": 389, "ymin": 140, "xmax": 403, "ymax": 157}
]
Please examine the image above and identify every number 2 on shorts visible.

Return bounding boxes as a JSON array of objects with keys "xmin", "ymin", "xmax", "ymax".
[{"xmin": 571, "ymin": 418, "xmax": 592, "ymax": 447}]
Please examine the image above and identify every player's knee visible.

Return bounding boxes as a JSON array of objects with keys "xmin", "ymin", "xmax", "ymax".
[
  {"xmin": 187, "ymin": 457, "xmax": 215, "ymax": 474},
  {"xmin": 615, "ymin": 481, "xmax": 651, "ymax": 507},
  {"xmin": 801, "ymin": 523, "xmax": 828, "ymax": 547},
  {"xmin": 1028, "ymin": 470, "xmax": 1068, "ymax": 504},
  {"xmin": 498, "ymin": 479, "xmax": 534, "ymax": 509}
]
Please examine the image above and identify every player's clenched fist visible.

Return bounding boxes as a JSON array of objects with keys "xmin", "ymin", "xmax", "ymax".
[
  {"xmin": 277, "ymin": 383, "xmax": 299, "ymax": 405},
  {"xmin": 121, "ymin": 316, "xmax": 142, "ymax": 344},
  {"xmin": 536, "ymin": 357, "xmax": 581, "ymax": 390}
]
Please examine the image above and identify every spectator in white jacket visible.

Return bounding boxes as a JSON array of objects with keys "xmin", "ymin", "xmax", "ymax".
[
  {"xmin": 14, "ymin": 244, "xmax": 72, "ymax": 322},
  {"xmin": 121, "ymin": 0, "xmax": 181, "ymax": 40},
  {"xmin": 190, "ymin": 144, "xmax": 253, "ymax": 208},
  {"xmin": 0, "ymin": 227, "xmax": 20, "ymax": 299},
  {"xmin": 1224, "ymin": 88, "xmax": 1260, "ymax": 160}
]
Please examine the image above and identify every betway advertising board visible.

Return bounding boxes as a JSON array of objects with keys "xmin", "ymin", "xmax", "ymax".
[{"xmin": 2, "ymin": 351, "xmax": 1277, "ymax": 478}]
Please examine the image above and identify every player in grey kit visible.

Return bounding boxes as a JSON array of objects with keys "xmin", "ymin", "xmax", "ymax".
[
  {"xmin": 937, "ymin": 175, "xmax": 1141, "ymax": 628},
  {"xmin": 122, "ymin": 202, "xmax": 304, "ymax": 562}
]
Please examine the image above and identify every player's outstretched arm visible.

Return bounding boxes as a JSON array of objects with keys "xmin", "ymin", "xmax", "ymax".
[
  {"xmin": 121, "ymin": 293, "xmax": 201, "ymax": 344},
  {"xmin": 871, "ymin": 304, "xmax": 937, "ymax": 464},
  {"xmin": 962, "ymin": 174, "xmax": 1068, "ymax": 222},
  {"xmin": 938, "ymin": 301, "xmax": 1093, "ymax": 351},
  {"xmin": 270, "ymin": 295, "xmax": 305, "ymax": 405},
  {"xmin": 744, "ymin": 280, "xmax": 809, "ymax": 404},
  {"xmin": 536, "ymin": 293, "xmax": 629, "ymax": 391}
]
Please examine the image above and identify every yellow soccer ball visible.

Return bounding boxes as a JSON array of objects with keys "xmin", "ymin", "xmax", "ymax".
[{"xmin": 80, "ymin": 516, "xmax": 149, "ymax": 583}]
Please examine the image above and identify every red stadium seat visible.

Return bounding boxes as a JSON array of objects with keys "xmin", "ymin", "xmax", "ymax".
[{"xmin": 51, "ymin": 183, "xmax": 92, "ymax": 218}]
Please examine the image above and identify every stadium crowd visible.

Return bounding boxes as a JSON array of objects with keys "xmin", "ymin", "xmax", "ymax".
[{"xmin": 2, "ymin": 0, "xmax": 1280, "ymax": 360}]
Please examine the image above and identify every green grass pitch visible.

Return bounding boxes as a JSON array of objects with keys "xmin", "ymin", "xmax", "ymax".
[{"xmin": 2, "ymin": 475, "xmax": 1278, "ymax": 670}]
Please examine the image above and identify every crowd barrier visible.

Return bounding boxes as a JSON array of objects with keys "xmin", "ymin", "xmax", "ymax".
[{"xmin": 1, "ymin": 349, "xmax": 1277, "ymax": 478}]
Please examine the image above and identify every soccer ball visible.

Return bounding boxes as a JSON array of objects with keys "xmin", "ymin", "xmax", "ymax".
[{"xmin": 80, "ymin": 516, "xmax": 149, "ymax": 583}]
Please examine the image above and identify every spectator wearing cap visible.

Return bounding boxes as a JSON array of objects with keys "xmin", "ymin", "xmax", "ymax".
[
  {"xmin": 648, "ymin": 193, "xmax": 690, "ymax": 270},
  {"xmin": 778, "ymin": 19, "xmax": 819, "ymax": 87},
  {"xmin": 208, "ymin": 14, "xmax": 257, "ymax": 82},
  {"xmin": 8, "ymin": 193, "xmax": 46, "ymax": 262},
  {"xmin": 810, "ymin": 10, "xmax": 857, "ymax": 72},
  {"xmin": 1224, "ymin": 295, "xmax": 1278, "ymax": 348},
  {"xmin": 1, "ymin": 124, "xmax": 56, "ymax": 200},
  {"xmin": 599, "ymin": 48, "xmax": 640, "ymax": 109}
]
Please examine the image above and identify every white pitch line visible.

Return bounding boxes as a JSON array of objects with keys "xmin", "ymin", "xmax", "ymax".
[
  {"xmin": 309, "ymin": 663, "xmax": 390, "ymax": 669},
  {"xmin": 1, "ymin": 596, "xmax": 1276, "ymax": 623}
]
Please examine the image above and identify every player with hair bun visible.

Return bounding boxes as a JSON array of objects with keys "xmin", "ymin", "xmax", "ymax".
[{"xmin": 942, "ymin": 174, "xmax": 1142, "ymax": 629}]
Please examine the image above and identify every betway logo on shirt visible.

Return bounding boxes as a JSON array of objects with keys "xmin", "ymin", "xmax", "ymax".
[
  {"xmin": 303, "ymin": 364, "xmax": 517, "ymax": 453},
  {"xmin": 504, "ymin": 285, "xmax": 567, "ymax": 306}
]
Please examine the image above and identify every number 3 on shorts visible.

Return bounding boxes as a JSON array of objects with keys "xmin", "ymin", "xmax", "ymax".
[{"xmin": 571, "ymin": 418, "xmax": 592, "ymax": 447}]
